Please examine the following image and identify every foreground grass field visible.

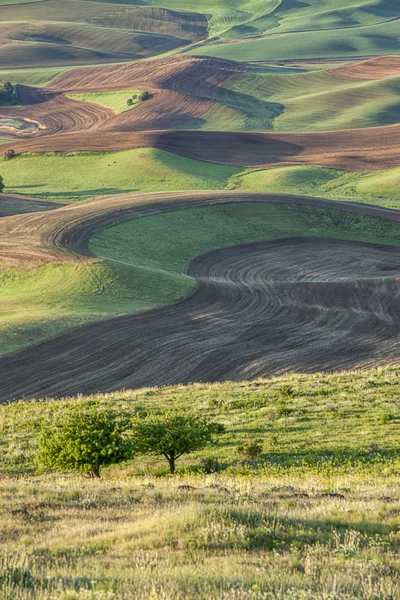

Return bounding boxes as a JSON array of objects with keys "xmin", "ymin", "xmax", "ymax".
[
  {"xmin": 3, "ymin": 150, "xmax": 400, "ymax": 208},
  {"xmin": 0, "ymin": 366, "xmax": 399, "ymax": 598},
  {"xmin": 1, "ymin": 201, "xmax": 399, "ymax": 356}
]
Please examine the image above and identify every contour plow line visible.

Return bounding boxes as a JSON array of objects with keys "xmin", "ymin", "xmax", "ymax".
[
  {"xmin": 2, "ymin": 56, "xmax": 400, "ymax": 171},
  {"xmin": 0, "ymin": 191, "xmax": 399, "ymax": 401}
]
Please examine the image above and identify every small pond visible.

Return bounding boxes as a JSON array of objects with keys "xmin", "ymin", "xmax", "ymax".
[{"xmin": 0, "ymin": 117, "xmax": 38, "ymax": 131}]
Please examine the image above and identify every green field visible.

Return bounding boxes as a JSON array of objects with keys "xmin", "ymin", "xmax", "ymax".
[
  {"xmin": 0, "ymin": 67, "xmax": 68, "ymax": 87},
  {"xmin": 191, "ymin": 19, "xmax": 400, "ymax": 62},
  {"xmin": 84, "ymin": 0, "xmax": 399, "ymax": 41},
  {"xmin": 2, "ymin": 150, "xmax": 400, "ymax": 208},
  {"xmin": 0, "ymin": 150, "xmax": 241, "ymax": 201},
  {"xmin": 67, "ymin": 89, "xmax": 148, "ymax": 114},
  {"xmin": 233, "ymin": 165, "xmax": 400, "ymax": 209},
  {"xmin": 214, "ymin": 69, "xmax": 400, "ymax": 132},
  {"xmin": 0, "ymin": 365, "xmax": 399, "ymax": 598},
  {"xmin": 2, "ymin": 202, "xmax": 399, "ymax": 355},
  {"xmin": 0, "ymin": 0, "xmax": 43, "ymax": 4}
]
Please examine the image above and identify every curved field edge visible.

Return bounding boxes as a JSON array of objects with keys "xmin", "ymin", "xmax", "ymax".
[
  {"xmin": 3, "ymin": 151, "xmax": 400, "ymax": 209},
  {"xmin": 1, "ymin": 194, "xmax": 399, "ymax": 356}
]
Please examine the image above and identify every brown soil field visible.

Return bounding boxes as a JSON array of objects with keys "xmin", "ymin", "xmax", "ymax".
[
  {"xmin": 0, "ymin": 236, "xmax": 399, "ymax": 402},
  {"xmin": 1, "ymin": 55, "xmax": 400, "ymax": 171},
  {"xmin": 0, "ymin": 190, "xmax": 398, "ymax": 267},
  {"xmin": 0, "ymin": 1, "xmax": 207, "ymax": 68},
  {"xmin": 3, "ymin": 126, "xmax": 400, "ymax": 172},
  {"xmin": 328, "ymin": 55, "xmax": 400, "ymax": 80},
  {"xmin": 0, "ymin": 190, "xmax": 399, "ymax": 402}
]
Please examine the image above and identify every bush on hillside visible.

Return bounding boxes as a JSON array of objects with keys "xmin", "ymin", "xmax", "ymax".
[
  {"xmin": 4, "ymin": 149, "xmax": 16, "ymax": 161},
  {"xmin": 36, "ymin": 404, "xmax": 133, "ymax": 477},
  {"xmin": 0, "ymin": 175, "xmax": 4, "ymax": 193},
  {"xmin": 237, "ymin": 439, "xmax": 264, "ymax": 459},
  {"xmin": 131, "ymin": 411, "xmax": 225, "ymax": 474},
  {"xmin": 0, "ymin": 82, "xmax": 17, "ymax": 106}
]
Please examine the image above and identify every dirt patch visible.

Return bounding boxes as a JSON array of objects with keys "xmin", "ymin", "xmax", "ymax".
[{"xmin": 0, "ymin": 236, "xmax": 399, "ymax": 402}]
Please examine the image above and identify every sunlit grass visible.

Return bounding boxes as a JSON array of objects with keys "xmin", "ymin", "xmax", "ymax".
[{"xmin": 0, "ymin": 366, "xmax": 400, "ymax": 598}]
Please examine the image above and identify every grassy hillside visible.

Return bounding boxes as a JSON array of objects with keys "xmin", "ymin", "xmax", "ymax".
[
  {"xmin": 85, "ymin": 0, "xmax": 398, "ymax": 39},
  {"xmin": 1, "ymin": 200, "xmax": 397, "ymax": 355},
  {"xmin": 0, "ymin": 366, "xmax": 399, "ymax": 598},
  {"xmin": 0, "ymin": 150, "xmax": 241, "ymax": 201},
  {"xmin": 217, "ymin": 68, "xmax": 400, "ymax": 132},
  {"xmin": 192, "ymin": 19, "xmax": 400, "ymax": 62},
  {"xmin": 0, "ymin": 67, "xmax": 67, "ymax": 87},
  {"xmin": 0, "ymin": 1, "xmax": 208, "ymax": 69},
  {"xmin": 2, "ymin": 150, "xmax": 400, "ymax": 208},
  {"xmin": 233, "ymin": 165, "xmax": 400, "ymax": 209}
]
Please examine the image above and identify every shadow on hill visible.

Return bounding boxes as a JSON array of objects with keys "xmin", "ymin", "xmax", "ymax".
[{"xmin": 216, "ymin": 87, "xmax": 285, "ymax": 130}]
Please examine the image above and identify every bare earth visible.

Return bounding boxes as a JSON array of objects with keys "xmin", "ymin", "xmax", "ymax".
[
  {"xmin": 2, "ymin": 56, "xmax": 400, "ymax": 171},
  {"xmin": 0, "ymin": 190, "xmax": 399, "ymax": 402}
]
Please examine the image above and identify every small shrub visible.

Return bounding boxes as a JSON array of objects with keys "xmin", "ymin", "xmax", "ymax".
[
  {"xmin": 4, "ymin": 149, "xmax": 16, "ymax": 160},
  {"xmin": 126, "ymin": 98, "xmax": 133, "ymax": 106},
  {"xmin": 138, "ymin": 90, "xmax": 151, "ymax": 101},
  {"xmin": 276, "ymin": 403, "xmax": 295, "ymax": 417},
  {"xmin": 380, "ymin": 412, "xmax": 393, "ymax": 424},
  {"xmin": 0, "ymin": 174, "xmax": 4, "ymax": 193},
  {"xmin": 237, "ymin": 439, "xmax": 264, "ymax": 459},
  {"xmin": 200, "ymin": 457, "xmax": 220, "ymax": 473},
  {"xmin": 279, "ymin": 385, "xmax": 295, "ymax": 398}
]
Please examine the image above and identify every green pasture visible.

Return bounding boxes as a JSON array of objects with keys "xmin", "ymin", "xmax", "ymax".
[
  {"xmin": 0, "ymin": 149, "xmax": 241, "ymax": 201},
  {"xmin": 2, "ymin": 150, "xmax": 400, "ymax": 209},
  {"xmin": 0, "ymin": 67, "xmax": 67, "ymax": 87},
  {"xmin": 233, "ymin": 165, "xmax": 400, "ymax": 209}
]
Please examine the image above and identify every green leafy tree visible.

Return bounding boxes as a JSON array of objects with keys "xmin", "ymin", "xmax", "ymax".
[
  {"xmin": 131, "ymin": 412, "xmax": 224, "ymax": 473},
  {"xmin": 0, "ymin": 175, "xmax": 4, "ymax": 193},
  {"xmin": 126, "ymin": 98, "xmax": 133, "ymax": 106},
  {"xmin": 36, "ymin": 404, "xmax": 133, "ymax": 477}
]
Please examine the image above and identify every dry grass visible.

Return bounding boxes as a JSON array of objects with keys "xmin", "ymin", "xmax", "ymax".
[{"xmin": 0, "ymin": 367, "xmax": 399, "ymax": 598}]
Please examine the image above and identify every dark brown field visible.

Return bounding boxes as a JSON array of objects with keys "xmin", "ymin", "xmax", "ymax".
[{"xmin": 0, "ymin": 190, "xmax": 399, "ymax": 402}]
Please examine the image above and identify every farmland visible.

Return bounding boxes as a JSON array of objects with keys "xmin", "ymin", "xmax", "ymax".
[{"xmin": 1, "ymin": 0, "xmax": 400, "ymax": 598}]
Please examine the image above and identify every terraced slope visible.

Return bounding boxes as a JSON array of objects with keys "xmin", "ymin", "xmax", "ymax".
[{"xmin": 1, "ymin": 235, "xmax": 399, "ymax": 402}]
